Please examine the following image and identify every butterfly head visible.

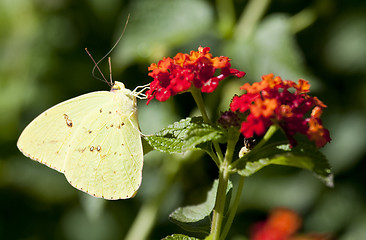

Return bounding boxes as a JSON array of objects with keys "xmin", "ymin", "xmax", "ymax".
[
  {"xmin": 111, "ymin": 81, "xmax": 149, "ymax": 102},
  {"xmin": 111, "ymin": 81, "xmax": 126, "ymax": 91}
]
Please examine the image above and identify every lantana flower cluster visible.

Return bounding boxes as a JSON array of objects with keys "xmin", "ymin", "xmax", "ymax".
[
  {"xmin": 251, "ymin": 208, "xmax": 301, "ymax": 240},
  {"xmin": 230, "ymin": 74, "xmax": 331, "ymax": 147},
  {"xmin": 146, "ymin": 46, "xmax": 245, "ymax": 104},
  {"xmin": 251, "ymin": 208, "xmax": 331, "ymax": 240}
]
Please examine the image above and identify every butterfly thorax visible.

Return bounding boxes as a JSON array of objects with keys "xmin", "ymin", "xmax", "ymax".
[{"xmin": 110, "ymin": 81, "xmax": 137, "ymax": 115}]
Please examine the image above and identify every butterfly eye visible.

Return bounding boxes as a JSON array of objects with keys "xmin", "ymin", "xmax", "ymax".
[{"xmin": 111, "ymin": 85, "xmax": 121, "ymax": 91}]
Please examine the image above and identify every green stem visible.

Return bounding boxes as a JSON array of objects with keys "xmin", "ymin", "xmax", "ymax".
[
  {"xmin": 125, "ymin": 155, "xmax": 184, "ymax": 240},
  {"xmin": 234, "ymin": 0, "xmax": 272, "ymax": 41},
  {"xmin": 220, "ymin": 176, "xmax": 245, "ymax": 240},
  {"xmin": 213, "ymin": 142, "xmax": 225, "ymax": 165},
  {"xmin": 125, "ymin": 179, "xmax": 172, "ymax": 240},
  {"xmin": 124, "ymin": 195, "xmax": 161, "ymax": 240},
  {"xmin": 208, "ymin": 151, "xmax": 221, "ymax": 168},
  {"xmin": 125, "ymin": 153, "xmax": 207, "ymax": 240},
  {"xmin": 216, "ymin": 0, "xmax": 235, "ymax": 38},
  {"xmin": 210, "ymin": 129, "xmax": 239, "ymax": 240},
  {"xmin": 190, "ymin": 89, "xmax": 243, "ymax": 239},
  {"xmin": 216, "ymin": 126, "xmax": 277, "ymax": 238},
  {"xmin": 190, "ymin": 88, "xmax": 211, "ymax": 124},
  {"xmin": 254, "ymin": 124, "xmax": 278, "ymax": 150},
  {"xmin": 290, "ymin": 0, "xmax": 333, "ymax": 34},
  {"xmin": 290, "ymin": 7, "xmax": 317, "ymax": 34},
  {"xmin": 190, "ymin": 89, "xmax": 225, "ymax": 164},
  {"xmin": 211, "ymin": 168, "xmax": 230, "ymax": 240}
]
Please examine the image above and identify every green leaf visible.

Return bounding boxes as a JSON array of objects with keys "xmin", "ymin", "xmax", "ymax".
[
  {"xmin": 235, "ymin": 142, "xmax": 333, "ymax": 187},
  {"xmin": 143, "ymin": 117, "xmax": 198, "ymax": 153},
  {"xmin": 142, "ymin": 137, "xmax": 153, "ymax": 155},
  {"xmin": 169, "ymin": 180, "xmax": 233, "ymax": 234},
  {"xmin": 162, "ymin": 234, "xmax": 201, "ymax": 240},
  {"xmin": 143, "ymin": 117, "xmax": 225, "ymax": 154},
  {"xmin": 183, "ymin": 118, "xmax": 226, "ymax": 152}
]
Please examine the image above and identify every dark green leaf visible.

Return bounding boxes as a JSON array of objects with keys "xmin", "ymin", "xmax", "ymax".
[
  {"xmin": 184, "ymin": 119, "xmax": 226, "ymax": 152},
  {"xmin": 142, "ymin": 137, "xmax": 153, "ymax": 155},
  {"xmin": 143, "ymin": 117, "xmax": 225, "ymax": 154},
  {"xmin": 162, "ymin": 234, "xmax": 201, "ymax": 240},
  {"xmin": 235, "ymin": 142, "xmax": 333, "ymax": 187},
  {"xmin": 143, "ymin": 117, "xmax": 199, "ymax": 153},
  {"xmin": 169, "ymin": 180, "xmax": 232, "ymax": 234}
]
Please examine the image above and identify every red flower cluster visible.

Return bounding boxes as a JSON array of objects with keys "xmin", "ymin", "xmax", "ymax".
[
  {"xmin": 251, "ymin": 208, "xmax": 332, "ymax": 240},
  {"xmin": 251, "ymin": 208, "xmax": 301, "ymax": 240},
  {"xmin": 230, "ymin": 74, "xmax": 331, "ymax": 147},
  {"xmin": 146, "ymin": 46, "xmax": 245, "ymax": 104}
]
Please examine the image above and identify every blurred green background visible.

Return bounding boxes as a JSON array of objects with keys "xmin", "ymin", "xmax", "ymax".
[{"xmin": 1, "ymin": 0, "xmax": 366, "ymax": 239}]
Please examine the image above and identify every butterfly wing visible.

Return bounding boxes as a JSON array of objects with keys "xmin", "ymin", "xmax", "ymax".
[
  {"xmin": 17, "ymin": 91, "xmax": 111, "ymax": 173},
  {"xmin": 17, "ymin": 85, "xmax": 143, "ymax": 200},
  {"xmin": 63, "ymin": 92, "xmax": 143, "ymax": 199}
]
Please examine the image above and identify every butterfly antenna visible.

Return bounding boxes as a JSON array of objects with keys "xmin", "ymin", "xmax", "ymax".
[
  {"xmin": 92, "ymin": 14, "xmax": 130, "ymax": 85},
  {"xmin": 85, "ymin": 48, "xmax": 109, "ymax": 85},
  {"xmin": 108, "ymin": 57, "xmax": 113, "ymax": 86}
]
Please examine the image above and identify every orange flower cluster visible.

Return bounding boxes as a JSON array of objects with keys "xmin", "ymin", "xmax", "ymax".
[
  {"xmin": 251, "ymin": 208, "xmax": 332, "ymax": 240},
  {"xmin": 230, "ymin": 74, "xmax": 331, "ymax": 147},
  {"xmin": 251, "ymin": 208, "xmax": 302, "ymax": 240}
]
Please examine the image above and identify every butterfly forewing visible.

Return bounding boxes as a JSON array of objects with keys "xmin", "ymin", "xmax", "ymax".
[{"xmin": 17, "ymin": 92, "xmax": 111, "ymax": 172}]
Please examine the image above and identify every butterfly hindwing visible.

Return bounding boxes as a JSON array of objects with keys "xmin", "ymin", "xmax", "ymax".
[{"xmin": 64, "ymin": 97, "xmax": 143, "ymax": 199}]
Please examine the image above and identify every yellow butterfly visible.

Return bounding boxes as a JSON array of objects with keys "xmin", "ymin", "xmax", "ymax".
[{"xmin": 17, "ymin": 81, "xmax": 144, "ymax": 200}]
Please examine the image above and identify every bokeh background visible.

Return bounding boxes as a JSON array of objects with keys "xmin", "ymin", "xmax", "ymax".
[{"xmin": 1, "ymin": 0, "xmax": 366, "ymax": 239}]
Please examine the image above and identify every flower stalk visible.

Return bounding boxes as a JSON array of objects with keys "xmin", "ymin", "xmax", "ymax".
[
  {"xmin": 211, "ymin": 128, "xmax": 240, "ymax": 240},
  {"xmin": 190, "ymin": 88, "xmax": 224, "ymax": 165},
  {"xmin": 191, "ymin": 88, "xmax": 241, "ymax": 240},
  {"xmin": 220, "ymin": 176, "xmax": 245, "ymax": 240},
  {"xmin": 190, "ymin": 88, "xmax": 211, "ymax": 124}
]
